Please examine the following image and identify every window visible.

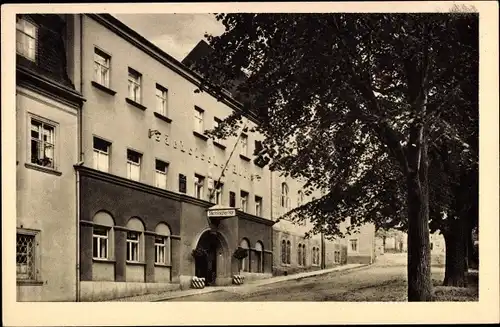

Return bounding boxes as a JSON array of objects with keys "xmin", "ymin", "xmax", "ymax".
[
  {"xmin": 93, "ymin": 226, "xmax": 109, "ymax": 259},
  {"xmin": 155, "ymin": 159, "xmax": 168, "ymax": 189},
  {"xmin": 281, "ymin": 183, "xmax": 290, "ymax": 209},
  {"xmin": 286, "ymin": 240, "xmax": 291, "ymax": 264},
  {"xmin": 126, "ymin": 231, "xmax": 140, "ymax": 262},
  {"xmin": 297, "ymin": 191, "xmax": 304, "ymax": 207},
  {"xmin": 213, "ymin": 117, "xmax": 224, "ymax": 146},
  {"xmin": 194, "ymin": 107, "xmax": 204, "ymax": 133},
  {"xmin": 16, "ymin": 18, "xmax": 36, "ymax": 61},
  {"xmin": 334, "ymin": 250, "xmax": 341, "ymax": 264},
  {"xmin": 156, "ymin": 84, "xmax": 168, "ymax": 116},
  {"xmin": 126, "ymin": 149, "xmax": 141, "ymax": 181},
  {"xmin": 240, "ymin": 191, "xmax": 248, "ymax": 212},
  {"xmin": 281, "ymin": 240, "xmax": 287, "ymax": 264},
  {"xmin": 255, "ymin": 196, "xmax": 262, "ymax": 216},
  {"xmin": 297, "ymin": 244, "xmax": 303, "ymax": 266},
  {"xmin": 154, "ymin": 236, "xmax": 166, "ymax": 264},
  {"xmin": 239, "ymin": 239, "xmax": 250, "ymax": 272},
  {"xmin": 194, "ymin": 174, "xmax": 205, "ymax": 199},
  {"xmin": 16, "ymin": 231, "xmax": 38, "ymax": 281},
  {"xmin": 179, "ymin": 174, "xmax": 187, "ymax": 193},
  {"xmin": 155, "ymin": 224, "xmax": 171, "ymax": 266},
  {"xmin": 214, "ymin": 182, "xmax": 223, "ymax": 205},
  {"xmin": 128, "ymin": 68, "xmax": 142, "ymax": 103},
  {"xmin": 302, "ymin": 244, "xmax": 306, "ymax": 266},
  {"xmin": 92, "ymin": 211, "xmax": 114, "ymax": 260},
  {"xmin": 94, "ymin": 48, "xmax": 110, "ymax": 87},
  {"xmin": 126, "ymin": 217, "xmax": 144, "ymax": 263},
  {"xmin": 255, "ymin": 241, "xmax": 263, "ymax": 273},
  {"xmin": 312, "ymin": 247, "xmax": 318, "ymax": 265},
  {"xmin": 350, "ymin": 239, "xmax": 359, "ymax": 252},
  {"xmin": 430, "ymin": 242, "xmax": 434, "ymax": 251},
  {"xmin": 93, "ymin": 137, "xmax": 110, "ymax": 172},
  {"xmin": 240, "ymin": 133, "xmax": 248, "ymax": 157},
  {"xmin": 316, "ymin": 247, "xmax": 321, "ymax": 265},
  {"xmin": 30, "ymin": 118, "xmax": 55, "ymax": 169},
  {"xmin": 229, "ymin": 191, "xmax": 236, "ymax": 207}
]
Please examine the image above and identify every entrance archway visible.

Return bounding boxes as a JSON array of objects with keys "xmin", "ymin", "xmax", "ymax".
[{"xmin": 194, "ymin": 230, "xmax": 228, "ymax": 286}]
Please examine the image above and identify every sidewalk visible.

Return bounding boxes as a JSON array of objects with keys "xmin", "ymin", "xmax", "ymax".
[{"xmin": 110, "ymin": 263, "xmax": 368, "ymax": 302}]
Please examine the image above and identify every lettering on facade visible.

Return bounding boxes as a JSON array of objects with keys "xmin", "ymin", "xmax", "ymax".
[{"xmin": 148, "ymin": 129, "xmax": 260, "ymax": 181}]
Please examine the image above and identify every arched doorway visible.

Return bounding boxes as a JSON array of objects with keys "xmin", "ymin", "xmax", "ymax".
[{"xmin": 194, "ymin": 231, "xmax": 227, "ymax": 286}]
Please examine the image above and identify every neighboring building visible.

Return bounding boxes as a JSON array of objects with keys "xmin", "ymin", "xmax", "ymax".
[
  {"xmin": 14, "ymin": 14, "xmax": 376, "ymax": 302},
  {"xmin": 16, "ymin": 14, "xmax": 84, "ymax": 301},
  {"xmin": 346, "ymin": 223, "xmax": 377, "ymax": 264},
  {"xmin": 271, "ymin": 177, "xmax": 325, "ymax": 275}
]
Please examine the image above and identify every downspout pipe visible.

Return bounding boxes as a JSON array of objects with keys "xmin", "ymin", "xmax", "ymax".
[{"xmin": 75, "ymin": 13, "xmax": 84, "ymax": 302}]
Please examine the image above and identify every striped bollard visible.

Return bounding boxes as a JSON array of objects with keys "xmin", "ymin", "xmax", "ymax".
[
  {"xmin": 191, "ymin": 276, "xmax": 206, "ymax": 289},
  {"xmin": 232, "ymin": 275, "xmax": 245, "ymax": 285}
]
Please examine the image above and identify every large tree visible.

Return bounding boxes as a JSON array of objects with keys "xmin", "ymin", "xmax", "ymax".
[{"xmin": 193, "ymin": 13, "xmax": 478, "ymax": 301}]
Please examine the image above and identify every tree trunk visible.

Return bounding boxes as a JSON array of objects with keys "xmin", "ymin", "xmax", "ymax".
[
  {"xmin": 406, "ymin": 172, "xmax": 433, "ymax": 301},
  {"xmin": 442, "ymin": 216, "xmax": 468, "ymax": 287}
]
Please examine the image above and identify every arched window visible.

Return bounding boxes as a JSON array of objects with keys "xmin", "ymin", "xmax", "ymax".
[
  {"xmin": 281, "ymin": 240, "xmax": 287, "ymax": 264},
  {"xmin": 315, "ymin": 247, "xmax": 320, "ymax": 265},
  {"xmin": 281, "ymin": 183, "xmax": 290, "ymax": 209},
  {"xmin": 286, "ymin": 240, "xmax": 291, "ymax": 264},
  {"xmin": 312, "ymin": 247, "xmax": 316, "ymax": 265},
  {"xmin": 126, "ymin": 217, "xmax": 145, "ymax": 263},
  {"xmin": 255, "ymin": 241, "xmax": 263, "ymax": 273},
  {"xmin": 297, "ymin": 191, "xmax": 304, "ymax": 207},
  {"xmin": 92, "ymin": 211, "xmax": 114, "ymax": 260},
  {"xmin": 302, "ymin": 244, "xmax": 306, "ymax": 266},
  {"xmin": 155, "ymin": 223, "xmax": 171, "ymax": 265},
  {"xmin": 297, "ymin": 243, "xmax": 302, "ymax": 266},
  {"xmin": 240, "ymin": 238, "xmax": 250, "ymax": 272}
]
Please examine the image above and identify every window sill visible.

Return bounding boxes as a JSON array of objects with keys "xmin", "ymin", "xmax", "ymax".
[
  {"xmin": 239, "ymin": 154, "xmax": 251, "ymax": 162},
  {"xmin": 193, "ymin": 131, "xmax": 208, "ymax": 141},
  {"xmin": 126, "ymin": 98, "xmax": 147, "ymax": 111},
  {"xmin": 17, "ymin": 280, "xmax": 44, "ymax": 286},
  {"xmin": 91, "ymin": 81, "xmax": 116, "ymax": 96},
  {"xmin": 154, "ymin": 263, "xmax": 172, "ymax": 268},
  {"xmin": 126, "ymin": 261, "xmax": 146, "ymax": 266},
  {"xmin": 213, "ymin": 141, "xmax": 226, "ymax": 150},
  {"xmin": 93, "ymin": 258, "xmax": 116, "ymax": 263},
  {"xmin": 25, "ymin": 163, "xmax": 62, "ymax": 176},
  {"xmin": 154, "ymin": 112, "xmax": 172, "ymax": 123}
]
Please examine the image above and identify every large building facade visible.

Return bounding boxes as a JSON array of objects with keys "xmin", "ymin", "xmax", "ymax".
[{"xmin": 15, "ymin": 13, "xmax": 376, "ymax": 302}]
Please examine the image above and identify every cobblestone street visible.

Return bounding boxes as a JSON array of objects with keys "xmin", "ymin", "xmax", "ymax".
[{"xmin": 164, "ymin": 254, "xmax": 446, "ymax": 302}]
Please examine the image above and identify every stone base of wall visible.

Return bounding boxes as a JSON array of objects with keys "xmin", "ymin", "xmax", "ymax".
[
  {"xmin": 347, "ymin": 255, "xmax": 373, "ymax": 264},
  {"xmin": 240, "ymin": 272, "xmax": 273, "ymax": 282},
  {"xmin": 324, "ymin": 262, "xmax": 344, "ymax": 269},
  {"xmin": 179, "ymin": 275, "xmax": 235, "ymax": 289},
  {"xmin": 272, "ymin": 265, "xmax": 321, "ymax": 276},
  {"xmin": 80, "ymin": 281, "xmax": 179, "ymax": 301}
]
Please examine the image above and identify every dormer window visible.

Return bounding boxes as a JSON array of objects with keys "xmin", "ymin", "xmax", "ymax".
[{"xmin": 16, "ymin": 18, "xmax": 37, "ymax": 61}]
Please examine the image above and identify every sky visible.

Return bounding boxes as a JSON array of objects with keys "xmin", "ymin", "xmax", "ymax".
[{"xmin": 113, "ymin": 13, "xmax": 225, "ymax": 62}]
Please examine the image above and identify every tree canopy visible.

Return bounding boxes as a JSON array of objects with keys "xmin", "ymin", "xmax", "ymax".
[{"xmin": 193, "ymin": 12, "xmax": 478, "ymax": 300}]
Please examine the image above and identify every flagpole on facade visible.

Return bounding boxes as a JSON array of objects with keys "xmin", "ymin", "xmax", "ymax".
[{"xmin": 208, "ymin": 123, "xmax": 248, "ymax": 202}]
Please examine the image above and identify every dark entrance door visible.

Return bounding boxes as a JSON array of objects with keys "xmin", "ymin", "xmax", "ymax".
[{"xmin": 195, "ymin": 232, "xmax": 218, "ymax": 285}]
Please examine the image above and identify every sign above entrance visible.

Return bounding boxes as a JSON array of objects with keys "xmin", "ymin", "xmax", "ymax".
[{"xmin": 207, "ymin": 205, "xmax": 236, "ymax": 218}]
